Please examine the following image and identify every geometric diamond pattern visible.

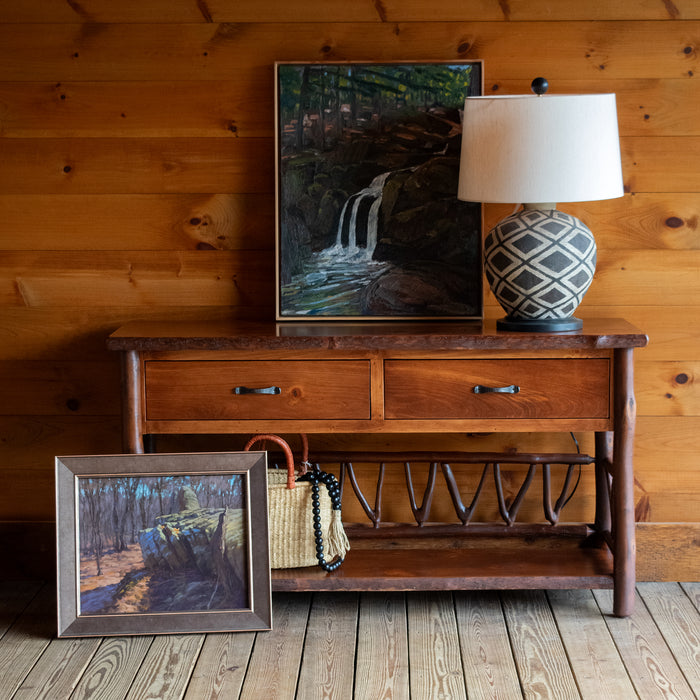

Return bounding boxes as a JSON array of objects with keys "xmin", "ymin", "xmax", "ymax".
[{"xmin": 484, "ymin": 209, "xmax": 596, "ymax": 320}]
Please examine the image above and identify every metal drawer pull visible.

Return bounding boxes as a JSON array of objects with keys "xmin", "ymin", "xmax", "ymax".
[
  {"xmin": 234, "ymin": 386, "xmax": 281, "ymax": 395},
  {"xmin": 473, "ymin": 384, "xmax": 520, "ymax": 394}
]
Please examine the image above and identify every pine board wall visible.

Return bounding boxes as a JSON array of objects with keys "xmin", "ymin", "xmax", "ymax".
[{"xmin": 1, "ymin": 1, "xmax": 698, "ymax": 580}]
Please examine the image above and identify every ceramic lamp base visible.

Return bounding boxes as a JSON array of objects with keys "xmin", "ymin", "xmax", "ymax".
[
  {"xmin": 484, "ymin": 208, "xmax": 597, "ymax": 333},
  {"xmin": 496, "ymin": 316, "xmax": 583, "ymax": 333}
]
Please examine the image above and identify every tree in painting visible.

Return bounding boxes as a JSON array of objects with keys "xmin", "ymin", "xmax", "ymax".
[
  {"xmin": 277, "ymin": 62, "xmax": 482, "ymax": 318},
  {"xmin": 78, "ymin": 474, "xmax": 247, "ymax": 615}
]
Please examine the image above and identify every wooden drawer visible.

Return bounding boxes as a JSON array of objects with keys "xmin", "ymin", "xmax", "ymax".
[
  {"xmin": 384, "ymin": 359, "xmax": 610, "ymax": 420},
  {"xmin": 145, "ymin": 360, "xmax": 371, "ymax": 420}
]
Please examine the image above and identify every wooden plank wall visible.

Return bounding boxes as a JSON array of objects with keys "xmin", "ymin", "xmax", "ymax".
[{"xmin": 1, "ymin": 0, "xmax": 699, "ymax": 579}]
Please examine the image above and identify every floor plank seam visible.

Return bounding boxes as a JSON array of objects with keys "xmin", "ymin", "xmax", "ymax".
[
  {"xmin": 544, "ymin": 590, "xmax": 584, "ymax": 700},
  {"xmin": 498, "ymin": 591, "xmax": 527, "ymax": 700}
]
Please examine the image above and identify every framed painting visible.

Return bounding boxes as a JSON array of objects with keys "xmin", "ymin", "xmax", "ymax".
[
  {"xmin": 275, "ymin": 60, "xmax": 483, "ymax": 321},
  {"xmin": 56, "ymin": 451, "xmax": 271, "ymax": 637}
]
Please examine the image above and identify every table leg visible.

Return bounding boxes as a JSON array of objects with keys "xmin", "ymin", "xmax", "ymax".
[
  {"xmin": 594, "ymin": 431, "xmax": 613, "ymax": 535},
  {"xmin": 613, "ymin": 347, "xmax": 636, "ymax": 617},
  {"xmin": 122, "ymin": 350, "xmax": 145, "ymax": 454}
]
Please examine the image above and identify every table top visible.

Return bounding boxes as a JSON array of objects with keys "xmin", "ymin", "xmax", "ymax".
[{"xmin": 107, "ymin": 319, "xmax": 648, "ymax": 352}]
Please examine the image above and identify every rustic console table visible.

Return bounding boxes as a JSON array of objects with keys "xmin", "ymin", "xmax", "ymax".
[{"xmin": 107, "ymin": 319, "xmax": 647, "ymax": 617}]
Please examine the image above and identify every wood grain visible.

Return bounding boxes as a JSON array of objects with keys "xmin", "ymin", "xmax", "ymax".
[
  {"xmin": 0, "ymin": 138, "xmax": 272, "ymax": 194},
  {"xmin": 125, "ymin": 634, "xmax": 205, "ymax": 699},
  {"xmin": 486, "ymin": 194, "xmax": 700, "ymax": 250},
  {"xmin": 636, "ymin": 360, "xmax": 700, "ymax": 416},
  {"xmin": 0, "ymin": 360, "xmax": 120, "ymax": 416},
  {"xmin": 0, "ymin": 194, "xmax": 274, "ymax": 251},
  {"xmin": 0, "ymin": 80, "xmax": 271, "ymax": 138},
  {"xmin": 637, "ymin": 582, "xmax": 700, "ymax": 692},
  {"xmin": 184, "ymin": 632, "xmax": 255, "ymax": 700},
  {"xmin": 13, "ymin": 637, "xmax": 101, "ymax": 700},
  {"xmin": 547, "ymin": 589, "xmax": 638, "ymax": 698},
  {"xmin": 1, "ymin": 136, "xmax": 698, "ymax": 197},
  {"xmin": 143, "ymin": 359, "xmax": 371, "ymax": 420},
  {"xmin": 0, "ymin": 580, "xmax": 42, "ymax": 634},
  {"xmin": 2, "ymin": 0, "xmax": 699, "ymax": 23},
  {"xmin": 0, "ymin": 22, "xmax": 697, "ymax": 82},
  {"xmin": 70, "ymin": 636, "xmax": 154, "ymax": 700},
  {"xmin": 0, "ymin": 585, "xmax": 56, "ymax": 697},
  {"xmin": 593, "ymin": 589, "xmax": 697, "ymax": 699},
  {"xmin": 577, "ymin": 306, "xmax": 700, "ymax": 362},
  {"xmin": 453, "ymin": 591, "xmax": 522, "ymax": 700},
  {"xmin": 680, "ymin": 582, "xmax": 700, "ymax": 612},
  {"xmin": 238, "ymin": 593, "xmax": 311, "ymax": 699},
  {"xmin": 296, "ymin": 593, "xmax": 359, "ymax": 700},
  {"xmin": 406, "ymin": 591, "xmax": 467, "ymax": 700},
  {"xmin": 1, "ymin": 251, "xmax": 273, "ymax": 308},
  {"xmin": 354, "ymin": 593, "xmax": 409, "ymax": 700},
  {"xmin": 0, "ymin": 306, "xmax": 266, "ymax": 362},
  {"xmin": 588, "ymin": 251, "xmax": 700, "ymax": 306},
  {"xmin": 501, "ymin": 591, "xmax": 580, "ymax": 699},
  {"xmin": 637, "ymin": 524, "xmax": 700, "ymax": 582},
  {"xmin": 7, "ymin": 78, "xmax": 700, "ymax": 140}
]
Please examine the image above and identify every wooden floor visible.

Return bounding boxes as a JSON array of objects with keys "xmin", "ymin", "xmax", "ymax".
[{"xmin": 1, "ymin": 582, "xmax": 699, "ymax": 699}]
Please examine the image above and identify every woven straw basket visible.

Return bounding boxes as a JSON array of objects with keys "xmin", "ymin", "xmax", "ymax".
[{"xmin": 244, "ymin": 434, "xmax": 349, "ymax": 569}]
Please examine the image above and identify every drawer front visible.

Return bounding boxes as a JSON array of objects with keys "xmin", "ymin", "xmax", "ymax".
[
  {"xmin": 145, "ymin": 360, "xmax": 371, "ymax": 420},
  {"xmin": 384, "ymin": 359, "xmax": 610, "ymax": 420}
]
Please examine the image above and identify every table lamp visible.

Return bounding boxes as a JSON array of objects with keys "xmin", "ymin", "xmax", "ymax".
[{"xmin": 458, "ymin": 78, "xmax": 624, "ymax": 332}]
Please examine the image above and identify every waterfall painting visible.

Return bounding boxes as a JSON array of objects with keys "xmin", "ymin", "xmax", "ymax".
[
  {"xmin": 275, "ymin": 61, "xmax": 483, "ymax": 320},
  {"xmin": 56, "ymin": 452, "xmax": 272, "ymax": 637}
]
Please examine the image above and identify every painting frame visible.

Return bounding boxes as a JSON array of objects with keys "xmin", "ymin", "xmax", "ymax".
[
  {"xmin": 56, "ymin": 451, "xmax": 271, "ymax": 638},
  {"xmin": 275, "ymin": 60, "xmax": 484, "ymax": 321}
]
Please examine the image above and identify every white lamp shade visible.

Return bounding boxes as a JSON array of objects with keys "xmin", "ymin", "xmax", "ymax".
[{"xmin": 458, "ymin": 93, "xmax": 624, "ymax": 205}]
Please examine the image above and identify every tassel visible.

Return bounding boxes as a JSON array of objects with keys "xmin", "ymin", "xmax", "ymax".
[{"xmin": 327, "ymin": 510, "xmax": 350, "ymax": 558}]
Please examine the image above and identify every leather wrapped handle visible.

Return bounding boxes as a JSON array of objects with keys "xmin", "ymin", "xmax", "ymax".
[
  {"xmin": 243, "ymin": 433, "xmax": 309, "ymax": 490},
  {"xmin": 234, "ymin": 386, "xmax": 281, "ymax": 395},
  {"xmin": 473, "ymin": 384, "xmax": 520, "ymax": 394}
]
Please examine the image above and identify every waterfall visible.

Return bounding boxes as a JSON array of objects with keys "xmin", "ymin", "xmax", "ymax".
[{"xmin": 330, "ymin": 171, "xmax": 391, "ymax": 260}]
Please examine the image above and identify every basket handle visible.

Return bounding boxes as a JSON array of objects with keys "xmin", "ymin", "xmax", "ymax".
[{"xmin": 243, "ymin": 434, "xmax": 297, "ymax": 489}]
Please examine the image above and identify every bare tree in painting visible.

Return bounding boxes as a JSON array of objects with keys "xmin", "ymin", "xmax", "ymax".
[
  {"xmin": 81, "ymin": 479, "xmax": 106, "ymax": 576},
  {"xmin": 111, "ymin": 477, "xmax": 139, "ymax": 552}
]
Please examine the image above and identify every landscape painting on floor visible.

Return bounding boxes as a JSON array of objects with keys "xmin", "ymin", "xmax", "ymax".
[
  {"xmin": 56, "ymin": 452, "xmax": 271, "ymax": 637},
  {"xmin": 275, "ymin": 61, "xmax": 483, "ymax": 320}
]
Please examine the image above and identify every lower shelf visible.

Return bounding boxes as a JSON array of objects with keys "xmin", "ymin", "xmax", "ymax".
[{"xmin": 270, "ymin": 542, "xmax": 614, "ymax": 592}]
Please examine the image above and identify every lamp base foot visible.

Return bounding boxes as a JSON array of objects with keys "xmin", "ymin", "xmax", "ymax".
[{"xmin": 496, "ymin": 316, "xmax": 583, "ymax": 333}]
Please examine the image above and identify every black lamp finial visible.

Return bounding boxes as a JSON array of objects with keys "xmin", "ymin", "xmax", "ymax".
[{"xmin": 531, "ymin": 77, "xmax": 549, "ymax": 96}]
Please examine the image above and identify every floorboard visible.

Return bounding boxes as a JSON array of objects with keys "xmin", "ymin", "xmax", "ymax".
[
  {"xmin": 636, "ymin": 583, "xmax": 700, "ymax": 695},
  {"xmin": 593, "ymin": 588, "xmax": 697, "ymax": 700},
  {"xmin": 547, "ymin": 589, "xmax": 638, "ymax": 699},
  {"xmin": 454, "ymin": 590, "xmax": 522, "ymax": 700},
  {"xmin": 0, "ymin": 583, "xmax": 698, "ymax": 699},
  {"xmin": 296, "ymin": 592, "xmax": 358, "ymax": 700},
  {"xmin": 354, "ymin": 592, "xmax": 409, "ymax": 699},
  {"xmin": 406, "ymin": 591, "xmax": 467, "ymax": 700},
  {"xmin": 501, "ymin": 591, "xmax": 581, "ymax": 699},
  {"xmin": 238, "ymin": 593, "xmax": 310, "ymax": 700},
  {"xmin": 182, "ymin": 632, "xmax": 255, "ymax": 699}
]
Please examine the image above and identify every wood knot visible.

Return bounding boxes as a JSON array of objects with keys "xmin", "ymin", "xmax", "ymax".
[
  {"xmin": 665, "ymin": 216, "xmax": 684, "ymax": 228},
  {"xmin": 675, "ymin": 373, "xmax": 689, "ymax": 385}
]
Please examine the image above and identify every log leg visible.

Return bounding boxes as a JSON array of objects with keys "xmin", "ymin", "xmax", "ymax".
[
  {"xmin": 122, "ymin": 350, "xmax": 145, "ymax": 454},
  {"xmin": 594, "ymin": 431, "xmax": 613, "ymax": 534},
  {"xmin": 612, "ymin": 348, "xmax": 636, "ymax": 617}
]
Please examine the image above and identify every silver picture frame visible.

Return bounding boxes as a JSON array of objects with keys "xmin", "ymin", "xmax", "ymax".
[{"xmin": 56, "ymin": 451, "xmax": 271, "ymax": 637}]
